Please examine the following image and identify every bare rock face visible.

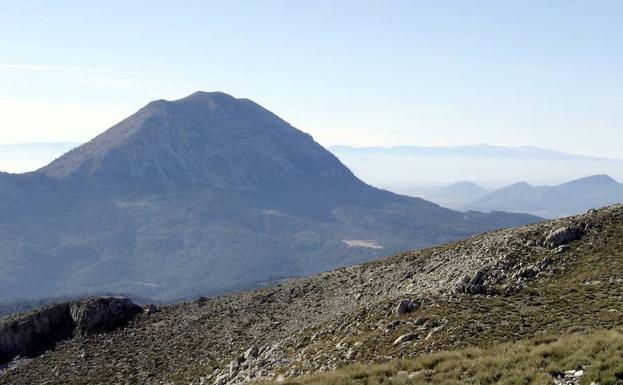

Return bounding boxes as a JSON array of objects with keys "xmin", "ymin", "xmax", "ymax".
[
  {"xmin": 70, "ymin": 297, "xmax": 143, "ymax": 336},
  {"xmin": 0, "ymin": 297, "xmax": 141, "ymax": 364},
  {"xmin": 0, "ymin": 303, "xmax": 73, "ymax": 364}
]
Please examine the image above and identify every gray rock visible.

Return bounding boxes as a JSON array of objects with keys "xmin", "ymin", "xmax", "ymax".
[
  {"xmin": 395, "ymin": 300, "xmax": 420, "ymax": 315},
  {"xmin": 393, "ymin": 333, "xmax": 418, "ymax": 345},
  {"xmin": 468, "ymin": 271, "xmax": 485, "ymax": 286},
  {"xmin": 518, "ymin": 266, "xmax": 538, "ymax": 279},
  {"xmin": 552, "ymin": 245, "xmax": 570, "ymax": 254},
  {"xmin": 467, "ymin": 284, "xmax": 486, "ymax": 294},
  {"xmin": 544, "ymin": 226, "xmax": 582, "ymax": 248},
  {"xmin": 456, "ymin": 271, "xmax": 488, "ymax": 295},
  {"xmin": 384, "ymin": 320, "xmax": 401, "ymax": 333},
  {"xmin": 540, "ymin": 257, "xmax": 553, "ymax": 270},
  {"xmin": 345, "ymin": 348, "xmax": 356, "ymax": 360},
  {"xmin": 244, "ymin": 346, "xmax": 259, "ymax": 360}
]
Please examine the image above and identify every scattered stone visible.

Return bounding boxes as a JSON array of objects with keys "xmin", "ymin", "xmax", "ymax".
[
  {"xmin": 425, "ymin": 325, "xmax": 444, "ymax": 340},
  {"xmin": 244, "ymin": 346, "xmax": 259, "ymax": 360},
  {"xmin": 455, "ymin": 271, "xmax": 489, "ymax": 295},
  {"xmin": 517, "ymin": 266, "xmax": 538, "ymax": 279},
  {"xmin": 345, "ymin": 348, "xmax": 356, "ymax": 360},
  {"xmin": 540, "ymin": 256, "xmax": 553, "ymax": 270},
  {"xmin": 144, "ymin": 304, "xmax": 159, "ymax": 314},
  {"xmin": 408, "ymin": 371, "xmax": 421, "ymax": 379},
  {"xmin": 393, "ymin": 333, "xmax": 418, "ymax": 345},
  {"xmin": 395, "ymin": 300, "xmax": 420, "ymax": 315},
  {"xmin": 384, "ymin": 320, "xmax": 401, "ymax": 333},
  {"xmin": 552, "ymin": 245, "xmax": 570, "ymax": 254}
]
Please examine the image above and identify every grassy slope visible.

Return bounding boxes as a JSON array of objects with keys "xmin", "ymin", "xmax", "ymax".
[
  {"xmin": 265, "ymin": 208, "xmax": 623, "ymax": 384},
  {"xmin": 267, "ymin": 328, "xmax": 623, "ymax": 385}
]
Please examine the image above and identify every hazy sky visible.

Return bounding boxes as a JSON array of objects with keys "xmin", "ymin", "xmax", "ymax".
[{"xmin": 1, "ymin": 1, "xmax": 622, "ymax": 158}]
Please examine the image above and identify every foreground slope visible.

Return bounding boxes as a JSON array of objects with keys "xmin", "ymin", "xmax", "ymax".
[
  {"xmin": 1, "ymin": 205, "xmax": 621, "ymax": 385},
  {"xmin": 0, "ymin": 92, "xmax": 538, "ymax": 301},
  {"xmin": 267, "ymin": 329, "xmax": 623, "ymax": 385}
]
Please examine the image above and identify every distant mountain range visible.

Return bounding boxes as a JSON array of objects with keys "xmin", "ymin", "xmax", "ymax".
[
  {"xmin": 420, "ymin": 181, "xmax": 489, "ymax": 209},
  {"xmin": 0, "ymin": 92, "xmax": 539, "ymax": 302},
  {"xmin": 459, "ymin": 174, "xmax": 623, "ymax": 218},
  {"xmin": 330, "ymin": 144, "xmax": 623, "ymax": 194}
]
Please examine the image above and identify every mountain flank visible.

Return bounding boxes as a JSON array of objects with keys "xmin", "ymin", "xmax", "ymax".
[
  {"xmin": 1, "ymin": 204, "xmax": 621, "ymax": 385},
  {"xmin": 0, "ymin": 91, "xmax": 539, "ymax": 302}
]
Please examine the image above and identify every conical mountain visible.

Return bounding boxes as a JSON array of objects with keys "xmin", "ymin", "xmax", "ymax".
[
  {"xmin": 40, "ymin": 92, "xmax": 358, "ymax": 190},
  {"xmin": 0, "ymin": 92, "xmax": 541, "ymax": 301}
]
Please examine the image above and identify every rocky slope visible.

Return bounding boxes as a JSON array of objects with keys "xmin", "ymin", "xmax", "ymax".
[
  {"xmin": 0, "ymin": 91, "xmax": 539, "ymax": 302},
  {"xmin": 1, "ymin": 204, "xmax": 620, "ymax": 385}
]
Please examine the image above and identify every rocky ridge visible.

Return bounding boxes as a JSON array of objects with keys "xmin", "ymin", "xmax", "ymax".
[
  {"xmin": 1, "ymin": 205, "xmax": 621, "ymax": 385},
  {"xmin": 0, "ymin": 297, "xmax": 142, "ymax": 366}
]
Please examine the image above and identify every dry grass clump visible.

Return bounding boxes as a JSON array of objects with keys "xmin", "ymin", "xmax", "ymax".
[{"xmin": 268, "ymin": 328, "xmax": 623, "ymax": 385}]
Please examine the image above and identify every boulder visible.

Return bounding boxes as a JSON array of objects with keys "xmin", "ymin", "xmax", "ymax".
[
  {"xmin": 544, "ymin": 226, "xmax": 582, "ymax": 249},
  {"xmin": 395, "ymin": 300, "xmax": 420, "ymax": 315},
  {"xmin": 467, "ymin": 284, "xmax": 485, "ymax": 295},
  {"xmin": 393, "ymin": 333, "xmax": 418, "ymax": 345},
  {"xmin": 455, "ymin": 271, "xmax": 488, "ymax": 295},
  {"xmin": 468, "ymin": 271, "xmax": 485, "ymax": 286}
]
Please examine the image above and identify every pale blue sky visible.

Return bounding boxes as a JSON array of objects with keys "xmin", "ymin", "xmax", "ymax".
[{"xmin": 1, "ymin": 1, "xmax": 622, "ymax": 157}]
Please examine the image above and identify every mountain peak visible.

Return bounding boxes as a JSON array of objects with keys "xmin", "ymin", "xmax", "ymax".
[
  {"xmin": 38, "ymin": 92, "xmax": 356, "ymax": 190},
  {"xmin": 563, "ymin": 174, "xmax": 619, "ymax": 187}
]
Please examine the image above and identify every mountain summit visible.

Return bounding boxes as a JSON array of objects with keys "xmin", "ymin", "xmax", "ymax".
[
  {"xmin": 0, "ymin": 92, "xmax": 540, "ymax": 301},
  {"xmin": 40, "ymin": 92, "xmax": 356, "ymax": 191}
]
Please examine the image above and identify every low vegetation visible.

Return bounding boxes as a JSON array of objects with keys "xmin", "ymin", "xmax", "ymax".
[{"xmin": 270, "ymin": 328, "xmax": 623, "ymax": 385}]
